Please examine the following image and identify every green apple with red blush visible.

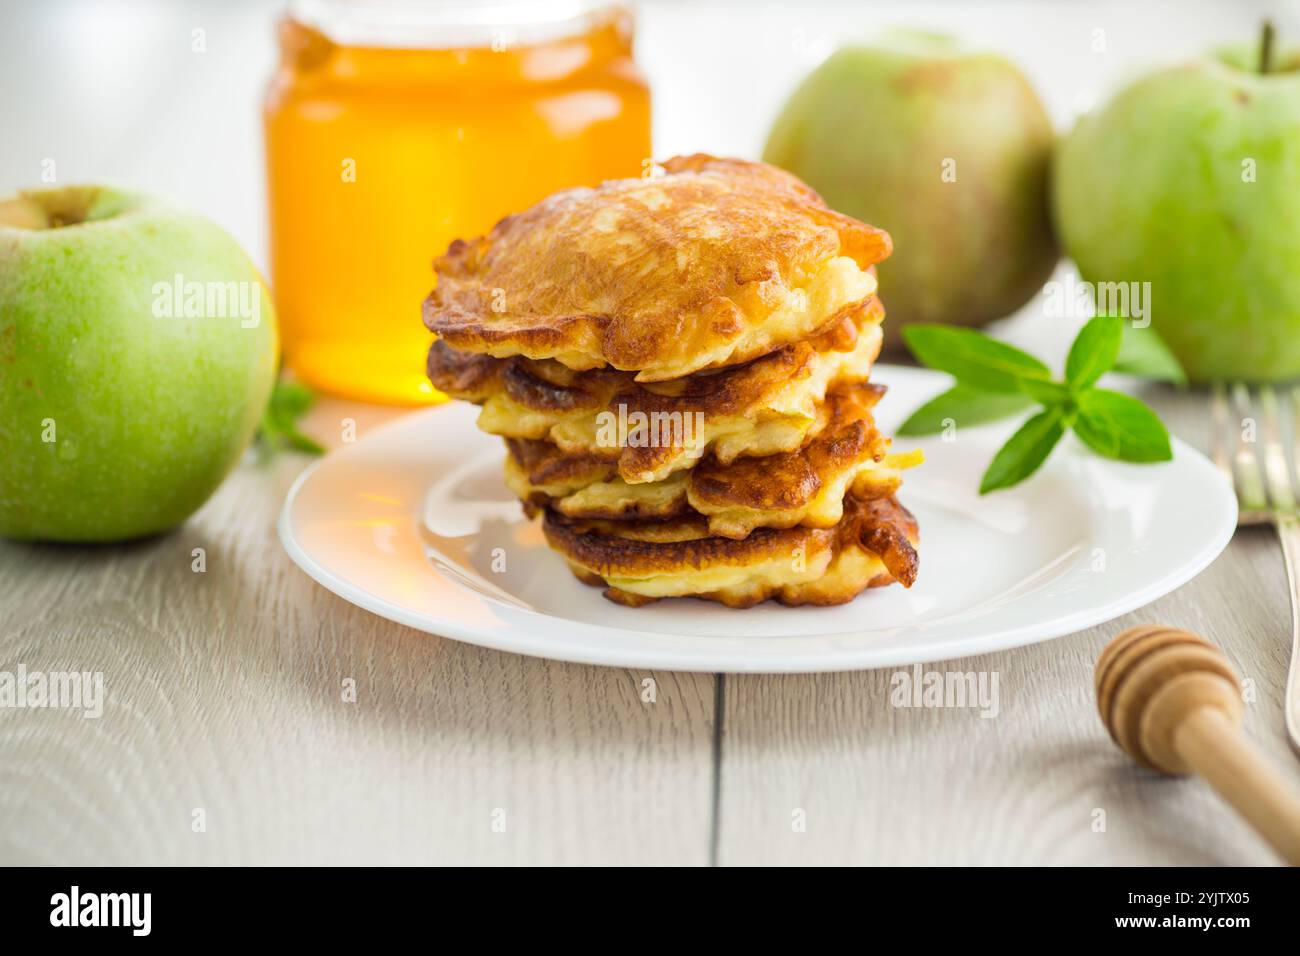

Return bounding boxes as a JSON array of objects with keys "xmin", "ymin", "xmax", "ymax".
[{"xmin": 764, "ymin": 31, "xmax": 1059, "ymax": 350}]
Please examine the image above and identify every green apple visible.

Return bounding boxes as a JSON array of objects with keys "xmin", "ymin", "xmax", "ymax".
[
  {"xmin": 1054, "ymin": 30, "xmax": 1300, "ymax": 383},
  {"xmin": 764, "ymin": 32, "xmax": 1058, "ymax": 349},
  {"xmin": 0, "ymin": 185, "xmax": 278, "ymax": 542}
]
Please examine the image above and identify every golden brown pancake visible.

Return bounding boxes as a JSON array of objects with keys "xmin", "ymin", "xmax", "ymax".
[
  {"xmin": 543, "ymin": 493, "xmax": 919, "ymax": 608},
  {"xmin": 428, "ymin": 298, "xmax": 884, "ymax": 484},
  {"xmin": 423, "ymin": 154, "xmax": 892, "ymax": 381},
  {"xmin": 504, "ymin": 385, "xmax": 924, "ymax": 538}
]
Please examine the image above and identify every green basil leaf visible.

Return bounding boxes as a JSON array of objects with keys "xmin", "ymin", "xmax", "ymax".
[
  {"xmin": 1065, "ymin": 315, "xmax": 1123, "ymax": 390},
  {"xmin": 1113, "ymin": 323, "xmax": 1188, "ymax": 386},
  {"xmin": 979, "ymin": 406, "xmax": 1067, "ymax": 494},
  {"xmin": 258, "ymin": 380, "xmax": 325, "ymax": 456},
  {"xmin": 275, "ymin": 427, "xmax": 326, "ymax": 456},
  {"xmin": 896, "ymin": 385, "xmax": 1038, "ymax": 436},
  {"xmin": 1072, "ymin": 388, "xmax": 1173, "ymax": 462},
  {"xmin": 1017, "ymin": 378, "xmax": 1072, "ymax": 405},
  {"xmin": 268, "ymin": 380, "xmax": 315, "ymax": 419},
  {"xmin": 903, "ymin": 325, "xmax": 1051, "ymax": 394}
]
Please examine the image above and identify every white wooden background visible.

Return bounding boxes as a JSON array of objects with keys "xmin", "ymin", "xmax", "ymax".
[{"xmin": 3, "ymin": 0, "xmax": 1299, "ymax": 865}]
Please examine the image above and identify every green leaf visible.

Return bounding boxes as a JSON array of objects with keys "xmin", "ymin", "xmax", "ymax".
[
  {"xmin": 1065, "ymin": 315, "xmax": 1123, "ymax": 390},
  {"xmin": 273, "ymin": 426, "xmax": 327, "ymax": 456},
  {"xmin": 903, "ymin": 325, "xmax": 1051, "ymax": 394},
  {"xmin": 258, "ymin": 380, "xmax": 325, "ymax": 456},
  {"xmin": 979, "ymin": 407, "xmax": 1067, "ymax": 494},
  {"xmin": 1072, "ymin": 388, "xmax": 1173, "ymax": 463},
  {"xmin": 268, "ymin": 380, "xmax": 315, "ymax": 419},
  {"xmin": 1017, "ymin": 378, "xmax": 1071, "ymax": 405},
  {"xmin": 897, "ymin": 385, "xmax": 1038, "ymax": 436},
  {"xmin": 1113, "ymin": 323, "xmax": 1188, "ymax": 386}
]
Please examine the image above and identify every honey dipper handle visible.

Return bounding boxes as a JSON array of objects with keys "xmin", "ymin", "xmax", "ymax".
[{"xmin": 1175, "ymin": 707, "xmax": 1300, "ymax": 865}]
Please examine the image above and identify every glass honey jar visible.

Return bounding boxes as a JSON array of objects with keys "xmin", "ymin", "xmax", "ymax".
[{"xmin": 264, "ymin": 0, "xmax": 652, "ymax": 404}]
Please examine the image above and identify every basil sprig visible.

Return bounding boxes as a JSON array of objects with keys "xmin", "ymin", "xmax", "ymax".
[
  {"xmin": 899, "ymin": 317, "xmax": 1180, "ymax": 493},
  {"xmin": 258, "ymin": 380, "xmax": 325, "ymax": 456}
]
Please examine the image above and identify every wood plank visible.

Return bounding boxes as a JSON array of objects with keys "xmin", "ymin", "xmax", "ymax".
[{"xmin": 0, "ymin": 401, "xmax": 716, "ymax": 865}]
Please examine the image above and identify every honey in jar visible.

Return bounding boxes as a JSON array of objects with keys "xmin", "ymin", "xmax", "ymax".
[{"xmin": 264, "ymin": 0, "xmax": 652, "ymax": 403}]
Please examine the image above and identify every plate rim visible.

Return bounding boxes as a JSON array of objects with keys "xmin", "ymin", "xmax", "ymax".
[{"xmin": 277, "ymin": 365, "xmax": 1239, "ymax": 673}]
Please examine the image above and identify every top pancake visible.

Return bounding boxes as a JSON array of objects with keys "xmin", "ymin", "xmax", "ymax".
[{"xmin": 423, "ymin": 154, "xmax": 892, "ymax": 381}]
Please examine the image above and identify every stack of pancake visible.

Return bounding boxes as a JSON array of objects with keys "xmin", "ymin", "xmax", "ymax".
[{"xmin": 423, "ymin": 155, "xmax": 921, "ymax": 608}]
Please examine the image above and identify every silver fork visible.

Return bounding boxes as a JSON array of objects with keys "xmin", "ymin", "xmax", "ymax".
[{"xmin": 1211, "ymin": 382, "xmax": 1300, "ymax": 755}]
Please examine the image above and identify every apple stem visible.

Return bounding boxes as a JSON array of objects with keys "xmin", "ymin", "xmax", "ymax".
[{"xmin": 1260, "ymin": 20, "xmax": 1275, "ymax": 74}]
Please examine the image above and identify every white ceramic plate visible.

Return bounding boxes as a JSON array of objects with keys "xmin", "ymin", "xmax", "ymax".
[{"xmin": 279, "ymin": 365, "xmax": 1237, "ymax": 673}]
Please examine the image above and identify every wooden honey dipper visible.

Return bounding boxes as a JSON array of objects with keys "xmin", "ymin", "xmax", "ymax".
[{"xmin": 1096, "ymin": 625, "xmax": 1300, "ymax": 865}]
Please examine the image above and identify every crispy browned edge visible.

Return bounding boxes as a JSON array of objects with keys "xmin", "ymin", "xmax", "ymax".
[
  {"xmin": 542, "ymin": 492, "xmax": 919, "ymax": 600},
  {"xmin": 421, "ymin": 154, "xmax": 892, "ymax": 374}
]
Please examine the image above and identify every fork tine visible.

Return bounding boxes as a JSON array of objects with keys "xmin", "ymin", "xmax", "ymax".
[
  {"xmin": 1230, "ymin": 382, "xmax": 1269, "ymax": 515},
  {"xmin": 1259, "ymin": 384, "xmax": 1297, "ymax": 512},
  {"xmin": 1210, "ymin": 382, "xmax": 1233, "ymax": 487},
  {"xmin": 1288, "ymin": 386, "xmax": 1300, "ymax": 502}
]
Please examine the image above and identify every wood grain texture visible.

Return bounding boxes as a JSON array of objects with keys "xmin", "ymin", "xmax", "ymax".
[
  {"xmin": 0, "ymin": 400, "xmax": 716, "ymax": 865},
  {"xmin": 715, "ymin": 383, "xmax": 1300, "ymax": 865},
  {"xmin": 4, "ymin": 0, "xmax": 1297, "ymax": 868}
]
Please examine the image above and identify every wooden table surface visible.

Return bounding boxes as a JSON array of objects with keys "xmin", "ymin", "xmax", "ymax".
[
  {"xmin": 3, "ymin": 0, "xmax": 1298, "ymax": 866},
  {"xmin": 3, "ymin": 385, "xmax": 1299, "ymax": 866}
]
